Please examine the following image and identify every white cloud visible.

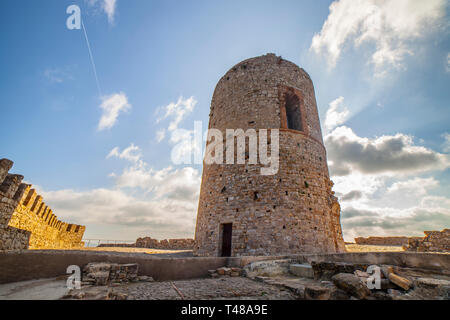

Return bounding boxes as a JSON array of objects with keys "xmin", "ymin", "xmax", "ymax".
[
  {"xmin": 442, "ymin": 132, "xmax": 450, "ymax": 152},
  {"xmin": 107, "ymin": 143, "xmax": 142, "ymax": 163},
  {"xmin": 325, "ymin": 126, "xmax": 450, "ymax": 176},
  {"xmin": 341, "ymin": 203, "xmax": 450, "ymax": 241},
  {"xmin": 38, "ymin": 142, "xmax": 202, "ymax": 240},
  {"xmin": 97, "ymin": 92, "xmax": 131, "ymax": 131},
  {"xmin": 44, "ymin": 67, "xmax": 74, "ymax": 83},
  {"xmin": 106, "ymin": 143, "xmax": 201, "ymax": 199},
  {"xmin": 102, "ymin": 0, "xmax": 117, "ymax": 24},
  {"xmin": 86, "ymin": 0, "xmax": 117, "ymax": 24},
  {"xmin": 157, "ymin": 96, "xmax": 197, "ymax": 132},
  {"xmin": 156, "ymin": 129, "xmax": 166, "ymax": 143},
  {"xmin": 324, "ymin": 96, "xmax": 350, "ymax": 132},
  {"xmin": 311, "ymin": 0, "xmax": 446, "ymax": 74},
  {"xmin": 446, "ymin": 53, "xmax": 450, "ymax": 72},
  {"xmin": 336, "ymin": 175, "xmax": 448, "ymax": 241},
  {"xmin": 325, "ymin": 124, "xmax": 450, "ymax": 241},
  {"xmin": 39, "ymin": 187, "xmax": 198, "ymax": 240},
  {"xmin": 387, "ymin": 177, "xmax": 439, "ymax": 196}
]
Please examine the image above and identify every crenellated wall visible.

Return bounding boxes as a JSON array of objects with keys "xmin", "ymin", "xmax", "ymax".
[{"xmin": 0, "ymin": 159, "xmax": 85, "ymax": 251}]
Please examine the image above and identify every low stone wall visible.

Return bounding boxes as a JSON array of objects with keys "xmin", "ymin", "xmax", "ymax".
[
  {"xmin": 0, "ymin": 159, "xmax": 85, "ymax": 251},
  {"xmin": 1, "ymin": 250, "xmax": 449, "ymax": 284},
  {"xmin": 405, "ymin": 229, "xmax": 450, "ymax": 253},
  {"xmin": 0, "ymin": 250, "xmax": 228, "ymax": 284},
  {"xmin": 97, "ymin": 243, "xmax": 135, "ymax": 248},
  {"xmin": 97, "ymin": 237, "xmax": 195, "ymax": 250},
  {"xmin": 354, "ymin": 236, "xmax": 412, "ymax": 246},
  {"xmin": 134, "ymin": 237, "xmax": 194, "ymax": 250}
]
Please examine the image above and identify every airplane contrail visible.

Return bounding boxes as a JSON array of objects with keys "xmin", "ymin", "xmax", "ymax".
[{"xmin": 81, "ymin": 19, "xmax": 102, "ymax": 97}]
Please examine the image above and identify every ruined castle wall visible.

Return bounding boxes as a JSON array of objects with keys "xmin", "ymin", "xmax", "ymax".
[
  {"xmin": 405, "ymin": 229, "xmax": 450, "ymax": 253},
  {"xmin": 0, "ymin": 159, "xmax": 30, "ymax": 250},
  {"xmin": 354, "ymin": 236, "xmax": 412, "ymax": 246},
  {"xmin": 134, "ymin": 237, "xmax": 194, "ymax": 250},
  {"xmin": 0, "ymin": 159, "xmax": 85, "ymax": 250},
  {"xmin": 97, "ymin": 237, "xmax": 195, "ymax": 250},
  {"xmin": 194, "ymin": 54, "xmax": 345, "ymax": 257}
]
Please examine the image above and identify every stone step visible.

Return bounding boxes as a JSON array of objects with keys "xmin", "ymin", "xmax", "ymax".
[{"xmin": 290, "ymin": 264, "xmax": 314, "ymax": 279}]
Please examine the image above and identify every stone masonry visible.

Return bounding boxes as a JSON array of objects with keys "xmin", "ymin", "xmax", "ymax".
[
  {"xmin": 194, "ymin": 54, "xmax": 345, "ymax": 257},
  {"xmin": 97, "ymin": 237, "xmax": 194, "ymax": 250},
  {"xmin": 405, "ymin": 229, "xmax": 450, "ymax": 253},
  {"xmin": 354, "ymin": 236, "xmax": 420, "ymax": 246},
  {"xmin": 0, "ymin": 159, "xmax": 85, "ymax": 250},
  {"xmin": 134, "ymin": 237, "xmax": 194, "ymax": 250}
]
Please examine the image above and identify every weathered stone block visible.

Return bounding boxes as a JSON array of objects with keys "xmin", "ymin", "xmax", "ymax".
[
  {"xmin": 331, "ymin": 273, "xmax": 371, "ymax": 300},
  {"xmin": 289, "ymin": 263, "xmax": 314, "ymax": 279}
]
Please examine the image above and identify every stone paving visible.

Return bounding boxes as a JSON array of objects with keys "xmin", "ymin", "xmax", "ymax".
[{"xmin": 126, "ymin": 278, "xmax": 296, "ymax": 300}]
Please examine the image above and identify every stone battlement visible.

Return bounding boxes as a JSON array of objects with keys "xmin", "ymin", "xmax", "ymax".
[{"xmin": 0, "ymin": 159, "xmax": 85, "ymax": 251}]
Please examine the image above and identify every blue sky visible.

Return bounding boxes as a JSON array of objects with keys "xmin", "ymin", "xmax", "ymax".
[{"xmin": 1, "ymin": 0, "xmax": 449, "ymax": 241}]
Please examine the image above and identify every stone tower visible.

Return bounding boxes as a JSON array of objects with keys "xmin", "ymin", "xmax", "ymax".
[{"xmin": 193, "ymin": 54, "xmax": 345, "ymax": 257}]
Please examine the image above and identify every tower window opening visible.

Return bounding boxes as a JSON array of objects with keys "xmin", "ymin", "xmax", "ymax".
[{"xmin": 284, "ymin": 91, "xmax": 303, "ymax": 131}]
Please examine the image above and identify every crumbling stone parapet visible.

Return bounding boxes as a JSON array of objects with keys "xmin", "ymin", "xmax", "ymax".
[{"xmin": 405, "ymin": 229, "xmax": 450, "ymax": 253}]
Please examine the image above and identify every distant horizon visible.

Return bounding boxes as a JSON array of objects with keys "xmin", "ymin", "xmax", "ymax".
[{"xmin": 1, "ymin": 0, "xmax": 449, "ymax": 242}]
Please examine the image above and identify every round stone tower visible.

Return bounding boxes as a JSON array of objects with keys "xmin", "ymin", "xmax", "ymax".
[{"xmin": 193, "ymin": 53, "xmax": 345, "ymax": 257}]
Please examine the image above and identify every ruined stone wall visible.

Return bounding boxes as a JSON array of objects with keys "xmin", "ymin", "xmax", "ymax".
[
  {"xmin": 194, "ymin": 54, "xmax": 345, "ymax": 257},
  {"xmin": 0, "ymin": 159, "xmax": 85, "ymax": 251},
  {"xmin": 405, "ymin": 229, "xmax": 450, "ymax": 253},
  {"xmin": 134, "ymin": 237, "xmax": 194, "ymax": 250},
  {"xmin": 98, "ymin": 237, "xmax": 194, "ymax": 250},
  {"xmin": 354, "ymin": 236, "xmax": 411, "ymax": 246}
]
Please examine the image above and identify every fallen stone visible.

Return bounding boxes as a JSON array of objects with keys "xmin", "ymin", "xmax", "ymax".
[
  {"xmin": 230, "ymin": 272, "xmax": 240, "ymax": 277},
  {"xmin": 415, "ymin": 277, "xmax": 450, "ymax": 290},
  {"xmin": 311, "ymin": 261, "xmax": 369, "ymax": 280},
  {"xmin": 83, "ymin": 263, "xmax": 111, "ymax": 274},
  {"xmin": 290, "ymin": 264, "xmax": 314, "ymax": 279},
  {"xmin": 331, "ymin": 273, "xmax": 371, "ymax": 299},
  {"xmin": 354, "ymin": 270, "xmax": 370, "ymax": 278},
  {"xmin": 217, "ymin": 267, "xmax": 231, "ymax": 276},
  {"xmin": 388, "ymin": 272, "xmax": 412, "ymax": 291},
  {"xmin": 414, "ymin": 277, "xmax": 450, "ymax": 299},
  {"xmin": 82, "ymin": 262, "xmax": 139, "ymax": 286},
  {"xmin": 86, "ymin": 271, "xmax": 109, "ymax": 286},
  {"xmin": 380, "ymin": 279, "xmax": 397, "ymax": 290},
  {"xmin": 254, "ymin": 276, "xmax": 269, "ymax": 282},
  {"xmin": 243, "ymin": 259, "xmax": 293, "ymax": 278},
  {"xmin": 281, "ymin": 283, "xmax": 306, "ymax": 299},
  {"xmin": 305, "ymin": 285, "xmax": 330, "ymax": 300}
]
